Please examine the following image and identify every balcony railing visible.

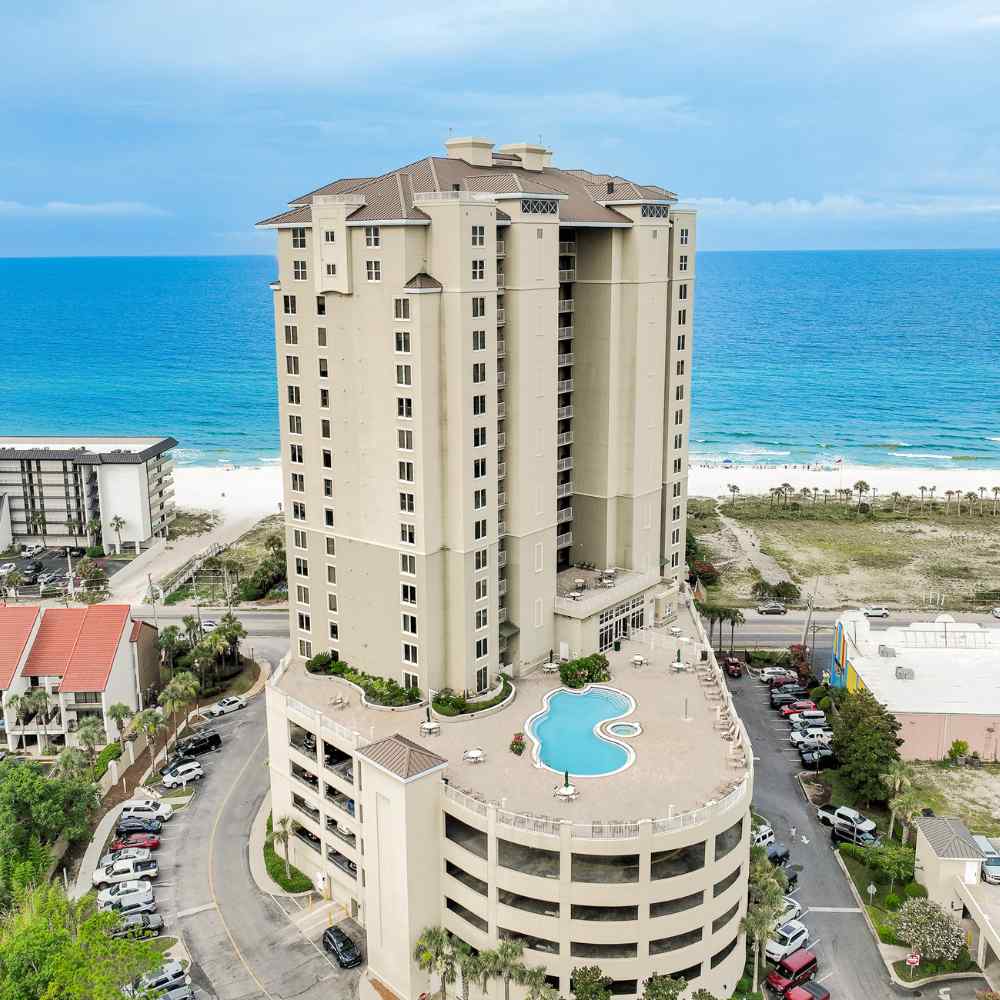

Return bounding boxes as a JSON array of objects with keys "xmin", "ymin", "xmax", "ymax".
[
  {"xmin": 556, "ymin": 531, "xmax": 573, "ymax": 548},
  {"xmin": 497, "ymin": 462, "xmax": 506, "ymax": 479},
  {"xmin": 496, "ymin": 339, "xmax": 506, "ymax": 358},
  {"xmin": 293, "ymin": 827, "xmax": 321, "ymax": 853},
  {"xmin": 559, "ymin": 241, "xmax": 577, "ymax": 255},
  {"xmin": 557, "ymin": 431, "xmax": 574, "ymax": 446},
  {"xmin": 556, "ymin": 481, "xmax": 574, "ymax": 498},
  {"xmin": 330, "ymin": 759, "xmax": 354, "ymax": 784},
  {"xmin": 558, "ymin": 326, "xmax": 574, "ymax": 341},
  {"xmin": 496, "ymin": 240, "xmax": 505, "ymax": 258},
  {"xmin": 291, "ymin": 766, "xmax": 320, "ymax": 791},
  {"xmin": 498, "ymin": 521, "xmax": 507, "ymax": 537},
  {"xmin": 557, "ymin": 405, "xmax": 574, "ymax": 419},
  {"xmin": 559, "ymin": 269, "xmax": 576, "ymax": 282},
  {"xmin": 496, "ymin": 371, "xmax": 506, "ymax": 389},
  {"xmin": 557, "ymin": 507, "xmax": 574, "ymax": 524},
  {"xmin": 557, "ymin": 379, "xmax": 575, "ymax": 393},
  {"xmin": 497, "ymin": 491, "xmax": 506, "ymax": 509},
  {"xmin": 497, "ymin": 273, "xmax": 506, "ymax": 291},
  {"xmin": 497, "ymin": 308, "xmax": 506, "ymax": 325},
  {"xmin": 326, "ymin": 789, "xmax": 356, "ymax": 818},
  {"xmin": 558, "ymin": 300, "xmax": 574, "ymax": 313},
  {"xmin": 557, "ymin": 457, "xmax": 574, "ymax": 472},
  {"xmin": 292, "ymin": 796, "xmax": 321, "ymax": 822},
  {"xmin": 498, "ymin": 550, "xmax": 508, "ymax": 568},
  {"xmin": 326, "ymin": 816, "xmax": 357, "ymax": 848},
  {"xmin": 498, "ymin": 607, "xmax": 509, "ymax": 624},
  {"xmin": 557, "ymin": 353, "xmax": 575, "ymax": 367},
  {"xmin": 498, "ymin": 578, "xmax": 508, "ymax": 597},
  {"xmin": 327, "ymin": 848, "xmax": 358, "ymax": 880},
  {"xmin": 497, "ymin": 401, "xmax": 506, "ymax": 419},
  {"xmin": 497, "ymin": 433, "xmax": 506, "ymax": 449}
]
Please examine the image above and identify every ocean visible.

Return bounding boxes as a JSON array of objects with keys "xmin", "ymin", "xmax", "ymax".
[{"xmin": 1, "ymin": 250, "xmax": 998, "ymax": 469}]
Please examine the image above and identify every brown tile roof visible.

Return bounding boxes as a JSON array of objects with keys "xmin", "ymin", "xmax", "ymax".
[
  {"xmin": 20, "ymin": 605, "xmax": 130, "ymax": 692},
  {"xmin": 259, "ymin": 148, "xmax": 677, "ymax": 228},
  {"xmin": 0, "ymin": 439, "xmax": 177, "ymax": 465},
  {"xmin": 0, "ymin": 607, "xmax": 40, "ymax": 688},
  {"xmin": 404, "ymin": 273, "xmax": 442, "ymax": 290},
  {"xmin": 257, "ymin": 206, "xmax": 312, "ymax": 227},
  {"xmin": 129, "ymin": 619, "xmax": 156, "ymax": 643},
  {"xmin": 358, "ymin": 733, "xmax": 446, "ymax": 780}
]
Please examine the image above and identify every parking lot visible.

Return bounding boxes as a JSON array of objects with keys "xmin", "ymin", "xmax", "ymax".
[
  {"xmin": 132, "ymin": 698, "xmax": 365, "ymax": 999},
  {"xmin": 730, "ymin": 668, "xmax": 990, "ymax": 998},
  {"xmin": 0, "ymin": 545, "xmax": 128, "ymax": 598}
]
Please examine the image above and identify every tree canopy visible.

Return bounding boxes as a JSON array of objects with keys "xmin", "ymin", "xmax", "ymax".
[{"xmin": 832, "ymin": 688, "xmax": 902, "ymax": 803}]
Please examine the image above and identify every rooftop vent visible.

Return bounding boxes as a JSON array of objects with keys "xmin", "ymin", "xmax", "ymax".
[
  {"xmin": 878, "ymin": 645, "xmax": 897, "ymax": 657},
  {"xmin": 607, "ymin": 181, "xmax": 615, "ymax": 195},
  {"xmin": 895, "ymin": 665, "xmax": 915, "ymax": 680}
]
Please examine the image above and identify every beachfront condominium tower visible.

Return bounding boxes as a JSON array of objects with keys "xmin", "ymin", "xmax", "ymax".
[{"xmin": 258, "ymin": 138, "xmax": 696, "ymax": 695}]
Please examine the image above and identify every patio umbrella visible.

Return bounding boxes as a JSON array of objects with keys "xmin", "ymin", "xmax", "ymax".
[{"xmin": 564, "ymin": 770, "xmax": 570, "ymax": 788}]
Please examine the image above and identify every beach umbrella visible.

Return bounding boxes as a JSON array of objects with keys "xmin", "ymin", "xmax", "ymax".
[{"xmin": 564, "ymin": 769, "xmax": 570, "ymax": 788}]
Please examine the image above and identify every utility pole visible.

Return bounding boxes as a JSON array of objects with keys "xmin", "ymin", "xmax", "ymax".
[
  {"xmin": 147, "ymin": 573, "xmax": 159, "ymax": 628},
  {"xmin": 66, "ymin": 549, "xmax": 75, "ymax": 600}
]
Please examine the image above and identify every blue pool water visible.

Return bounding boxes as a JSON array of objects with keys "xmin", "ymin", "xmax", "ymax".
[{"xmin": 528, "ymin": 688, "xmax": 632, "ymax": 776}]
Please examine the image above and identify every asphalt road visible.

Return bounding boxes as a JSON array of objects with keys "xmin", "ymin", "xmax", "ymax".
[
  {"xmin": 152, "ymin": 697, "xmax": 364, "ymax": 1000},
  {"xmin": 731, "ymin": 670, "xmax": 989, "ymax": 998},
  {"xmin": 132, "ymin": 606, "xmax": 291, "ymax": 638}
]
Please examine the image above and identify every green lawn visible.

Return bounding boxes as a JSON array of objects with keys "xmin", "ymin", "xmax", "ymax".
[{"xmin": 264, "ymin": 815, "xmax": 314, "ymax": 893}]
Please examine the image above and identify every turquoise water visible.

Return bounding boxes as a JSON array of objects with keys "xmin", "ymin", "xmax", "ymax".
[
  {"xmin": 528, "ymin": 688, "xmax": 632, "ymax": 776},
  {"xmin": 1, "ymin": 250, "xmax": 998, "ymax": 469}
]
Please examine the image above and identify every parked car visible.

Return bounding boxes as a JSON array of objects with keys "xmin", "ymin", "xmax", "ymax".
[
  {"xmin": 831, "ymin": 824, "xmax": 880, "ymax": 848},
  {"xmin": 771, "ymin": 690, "xmax": 809, "ymax": 708},
  {"xmin": 752, "ymin": 822, "xmax": 776, "ymax": 848},
  {"xmin": 767, "ymin": 842, "xmax": 791, "ymax": 867},
  {"xmin": 98, "ymin": 847, "xmax": 151, "ymax": 868},
  {"xmin": 97, "ymin": 879, "xmax": 152, "ymax": 908},
  {"xmin": 37, "ymin": 571, "xmax": 59, "ymax": 586},
  {"xmin": 831, "ymin": 805, "xmax": 876, "ymax": 836},
  {"xmin": 973, "ymin": 835, "xmax": 1000, "ymax": 884},
  {"xmin": 23, "ymin": 544, "xmax": 45, "ymax": 557},
  {"xmin": 206, "ymin": 695, "xmax": 246, "ymax": 717},
  {"xmin": 785, "ymin": 983, "xmax": 830, "ymax": 1000},
  {"xmin": 161, "ymin": 754, "xmax": 199, "ymax": 775},
  {"xmin": 722, "ymin": 656, "xmax": 743, "ymax": 678},
  {"xmin": 18, "ymin": 571, "xmax": 38, "ymax": 586},
  {"xmin": 775, "ymin": 895, "xmax": 803, "ymax": 928},
  {"xmin": 322, "ymin": 926, "xmax": 362, "ymax": 968},
  {"xmin": 124, "ymin": 960, "xmax": 191, "ymax": 998},
  {"xmin": 66, "ymin": 546, "xmax": 87, "ymax": 557},
  {"xmin": 780, "ymin": 700, "xmax": 817, "ymax": 718},
  {"xmin": 175, "ymin": 730, "xmax": 222, "ymax": 756},
  {"xmin": 787, "ymin": 710, "xmax": 827, "ymax": 727},
  {"xmin": 766, "ymin": 920, "xmax": 810, "ymax": 962},
  {"xmin": 111, "ymin": 832, "xmax": 160, "ymax": 852},
  {"xmin": 816, "ymin": 804, "xmax": 838, "ymax": 826},
  {"xmin": 92, "ymin": 858, "xmax": 158, "ymax": 887},
  {"xmin": 765, "ymin": 948, "xmax": 818, "ymax": 995},
  {"xmin": 115, "ymin": 817, "xmax": 163, "ymax": 836},
  {"xmin": 800, "ymin": 747, "xmax": 836, "ymax": 769},
  {"xmin": 762, "ymin": 668, "xmax": 797, "ymax": 684},
  {"xmin": 106, "ymin": 894, "xmax": 157, "ymax": 917},
  {"xmin": 861, "ymin": 605, "xmax": 890, "ymax": 618},
  {"xmin": 110, "ymin": 913, "xmax": 164, "ymax": 939},
  {"xmin": 992, "ymin": 607, "xmax": 1000, "ymax": 620},
  {"xmin": 790, "ymin": 728, "xmax": 832, "ymax": 748},
  {"xmin": 767, "ymin": 674, "xmax": 802, "ymax": 690},
  {"xmin": 0, "ymin": 563, "xmax": 16, "ymax": 576},
  {"xmin": 200, "ymin": 619, "xmax": 218, "ymax": 633},
  {"xmin": 162, "ymin": 760, "xmax": 204, "ymax": 788},
  {"xmin": 758, "ymin": 601, "xmax": 788, "ymax": 615},
  {"xmin": 120, "ymin": 798, "xmax": 173, "ymax": 822},
  {"xmin": 785, "ymin": 868, "xmax": 799, "ymax": 890},
  {"xmin": 160, "ymin": 988, "xmax": 196, "ymax": 1000}
]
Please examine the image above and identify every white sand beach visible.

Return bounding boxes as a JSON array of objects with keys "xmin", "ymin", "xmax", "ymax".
[
  {"xmin": 173, "ymin": 463, "xmax": 283, "ymax": 523},
  {"xmin": 688, "ymin": 462, "xmax": 1000, "ymax": 499}
]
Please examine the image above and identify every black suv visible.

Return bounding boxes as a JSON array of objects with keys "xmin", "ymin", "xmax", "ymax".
[
  {"xmin": 174, "ymin": 730, "xmax": 222, "ymax": 757},
  {"xmin": 322, "ymin": 926, "xmax": 362, "ymax": 968},
  {"xmin": 115, "ymin": 817, "xmax": 163, "ymax": 836}
]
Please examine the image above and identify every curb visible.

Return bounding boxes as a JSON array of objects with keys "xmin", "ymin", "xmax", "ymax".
[{"xmin": 249, "ymin": 791, "xmax": 315, "ymax": 900}]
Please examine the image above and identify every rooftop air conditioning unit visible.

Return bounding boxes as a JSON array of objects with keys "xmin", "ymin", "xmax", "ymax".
[
  {"xmin": 895, "ymin": 666, "xmax": 915, "ymax": 680},
  {"xmin": 878, "ymin": 645, "xmax": 897, "ymax": 657}
]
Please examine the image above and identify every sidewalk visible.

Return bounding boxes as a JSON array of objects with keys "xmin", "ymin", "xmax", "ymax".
[
  {"xmin": 717, "ymin": 507, "xmax": 793, "ymax": 585},
  {"xmin": 72, "ymin": 802, "xmax": 127, "ymax": 899}
]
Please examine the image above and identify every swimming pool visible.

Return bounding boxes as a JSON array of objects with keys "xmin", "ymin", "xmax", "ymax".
[{"xmin": 525, "ymin": 686, "xmax": 635, "ymax": 777}]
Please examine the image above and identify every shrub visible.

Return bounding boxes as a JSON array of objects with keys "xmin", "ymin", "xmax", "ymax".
[
  {"xmin": 85, "ymin": 545, "xmax": 105, "ymax": 558},
  {"xmin": 904, "ymin": 881, "xmax": 928, "ymax": 899},
  {"xmin": 263, "ymin": 816, "xmax": 313, "ymax": 893},
  {"xmin": 947, "ymin": 739, "xmax": 970, "ymax": 762},
  {"xmin": 773, "ymin": 580, "xmax": 802, "ymax": 601},
  {"xmin": 896, "ymin": 898, "xmax": 965, "ymax": 962},
  {"xmin": 877, "ymin": 924, "xmax": 899, "ymax": 945},
  {"xmin": 885, "ymin": 893, "xmax": 901, "ymax": 911},
  {"xmin": 93, "ymin": 741, "xmax": 123, "ymax": 780},
  {"xmin": 559, "ymin": 653, "xmax": 611, "ymax": 689},
  {"xmin": 434, "ymin": 676, "xmax": 512, "ymax": 717},
  {"xmin": 690, "ymin": 560, "xmax": 719, "ymax": 585},
  {"xmin": 818, "ymin": 696, "xmax": 832, "ymax": 713},
  {"xmin": 810, "ymin": 686, "xmax": 827, "ymax": 702},
  {"xmin": 510, "ymin": 732, "xmax": 526, "ymax": 756},
  {"xmin": 304, "ymin": 652, "xmax": 421, "ymax": 705}
]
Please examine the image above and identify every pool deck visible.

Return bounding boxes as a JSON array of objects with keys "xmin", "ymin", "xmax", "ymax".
[{"xmin": 275, "ymin": 602, "xmax": 749, "ymax": 824}]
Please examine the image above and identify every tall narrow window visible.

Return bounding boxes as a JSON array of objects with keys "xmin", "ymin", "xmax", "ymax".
[
  {"xmin": 471, "ymin": 225, "xmax": 485, "ymax": 247},
  {"xmin": 365, "ymin": 226, "xmax": 381, "ymax": 247},
  {"xmin": 282, "ymin": 295, "xmax": 296, "ymax": 315},
  {"xmin": 291, "ymin": 227, "xmax": 307, "ymax": 248},
  {"xmin": 366, "ymin": 260, "xmax": 381, "ymax": 282},
  {"xmin": 394, "ymin": 297, "xmax": 411, "ymax": 320},
  {"xmin": 293, "ymin": 260, "xmax": 307, "ymax": 280}
]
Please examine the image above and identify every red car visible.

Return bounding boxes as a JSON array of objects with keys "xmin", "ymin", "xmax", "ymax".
[
  {"xmin": 780, "ymin": 700, "xmax": 817, "ymax": 718},
  {"xmin": 766, "ymin": 673, "xmax": 800, "ymax": 689},
  {"xmin": 722, "ymin": 656, "xmax": 743, "ymax": 678},
  {"xmin": 110, "ymin": 832, "xmax": 161, "ymax": 852}
]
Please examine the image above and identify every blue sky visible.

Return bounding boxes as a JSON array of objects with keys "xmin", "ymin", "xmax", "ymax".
[{"xmin": 1, "ymin": 1, "xmax": 998, "ymax": 255}]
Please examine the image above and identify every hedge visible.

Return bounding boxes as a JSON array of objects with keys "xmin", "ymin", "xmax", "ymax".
[
  {"xmin": 264, "ymin": 815, "xmax": 313, "ymax": 893},
  {"xmin": 434, "ymin": 676, "xmax": 512, "ymax": 717},
  {"xmin": 93, "ymin": 741, "xmax": 123, "ymax": 780},
  {"xmin": 306, "ymin": 651, "xmax": 420, "ymax": 706},
  {"xmin": 904, "ymin": 881, "xmax": 928, "ymax": 899},
  {"xmin": 559, "ymin": 653, "xmax": 611, "ymax": 689}
]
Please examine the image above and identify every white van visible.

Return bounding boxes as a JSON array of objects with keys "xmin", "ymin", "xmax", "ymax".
[
  {"xmin": 752, "ymin": 822, "xmax": 775, "ymax": 848},
  {"xmin": 120, "ymin": 799, "xmax": 173, "ymax": 822}
]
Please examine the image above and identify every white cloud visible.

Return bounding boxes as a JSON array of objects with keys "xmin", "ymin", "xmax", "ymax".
[
  {"xmin": 686, "ymin": 193, "xmax": 1000, "ymax": 219},
  {"xmin": 0, "ymin": 200, "xmax": 169, "ymax": 218}
]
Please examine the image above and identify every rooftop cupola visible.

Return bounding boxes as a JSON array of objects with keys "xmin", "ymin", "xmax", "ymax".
[{"xmin": 444, "ymin": 136, "xmax": 495, "ymax": 168}]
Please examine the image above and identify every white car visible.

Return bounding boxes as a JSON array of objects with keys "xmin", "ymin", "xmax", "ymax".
[
  {"xmin": 774, "ymin": 895, "xmax": 803, "ymax": 928},
  {"xmin": 97, "ymin": 879, "xmax": 152, "ymax": 906},
  {"xmin": 861, "ymin": 605, "xmax": 890, "ymax": 618},
  {"xmin": 200, "ymin": 619, "xmax": 218, "ymax": 633},
  {"xmin": 23, "ymin": 544, "xmax": 45, "ymax": 557},
  {"xmin": 765, "ymin": 919, "xmax": 810, "ymax": 962},
  {"xmin": 790, "ymin": 727, "xmax": 832, "ymax": 747},
  {"xmin": 99, "ymin": 847, "xmax": 151, "ymax": 868},
  {"xmin": 992, "ymin": 607, "xmax": 1000, "ymax": 620},
  {"xmin": 162, "ymin": 760, "xmax": 204, "ymax": 788},
  {"xmin": 206, "ymin": 696, "xmax": 246, "ymax": 717},
  {"xmin": 0, "ymin": 563, "xmax": 16, "ymax": 576},
  {"xmin": 92, "ymin": 858, "xmax": 158, "ymax": 887},
  {"xmin": 120, "ymin": 799, "xmax": 173, "ymax": 822},
  {"xmin": 752, "ymin": 822, "xmax": 775, "ymax": 848}
]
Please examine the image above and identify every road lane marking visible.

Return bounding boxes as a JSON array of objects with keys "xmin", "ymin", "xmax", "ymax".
[{"xmin": 808, "ymin": 906, "xmax": 862, "ymax": 913}]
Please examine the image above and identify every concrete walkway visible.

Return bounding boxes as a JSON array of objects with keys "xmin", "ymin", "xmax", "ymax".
[{"xmin": 717, "ymin": 506, "xmax": 793, "ymax": 585}]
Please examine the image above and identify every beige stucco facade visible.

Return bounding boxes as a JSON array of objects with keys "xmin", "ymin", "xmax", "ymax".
[{"xmin": 260, "ymin": 139, "xmax": 694, "ymax": 698}]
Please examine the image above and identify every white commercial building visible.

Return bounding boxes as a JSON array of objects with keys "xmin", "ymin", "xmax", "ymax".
[
  {"xmin": 831, "ymin": 611, "xmax": 1000, "ymax": 759},
  {"xmin": 0, "ymin": 436, "xmax": 176, "ymax": 552}
]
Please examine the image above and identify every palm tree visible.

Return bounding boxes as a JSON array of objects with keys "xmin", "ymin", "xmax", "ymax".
[
  {"xmin": 159, "ymin": 671, "xmax": 200, "ymax": 747},
  {"xmin": 944, "ymin": 489, "xmax": 955, "ymax": 514},
  {"xmin": 822, "ymin": 489, "xmax": 830, "ymax": 505},
  {"xmin": 993, "ymin": 486, "xmax": 1000, "ymax": 517},
  {"xmin": 181, "ymin": 615, "xmax": 200, "ymax": 648},
  {"xmin": 965, "ymin": 491, "xmax": 979, "ymax": 516},
  {"xmin": 742, "ymin": 898, "xmax": 783, "ymax": 993},
  {"xmin": 853, "ymin": 480, "xmax": 870, "ymax": 510},
  {"xmin": 780, "ymin": 482, "xmax": 793, "ymax": 506},
  {"xmin": 728, "ymin": 484, "xmax": 740, "ymax": 507},
  {"xmin": 85, "ymin": 516, "xmax": 102, "ymax": 549},
  {"xmin": 75, "ymin": 716, "xmax": 106, "ymax": 770},
  {"xmin": 266, "ymin": 814, "xmax": 295, "ymax": 880},
  {"xmin": 3, "ymin": 569, "xmax": 23, "ymax": 602},
  {"xmin": 928, "ymin": 485, "xmax": 936, "ymax": 510},
  {"xmin": 6, "ymin": 693, "xmax": 30, "ymax": 751},
  {"xmin": 918, "ymin": 485, "xmax": 927, "ymax": 509},
  {"xmin": 133, "ymin": 708, "xmax": 165, "ymax": 778},
  {"xmin": 729, "ymin": 608, "xmax": 746, "ymax": 651},
  {"xmin": 480, "ymin": 938, "xmax": 525, "ymax": 1000},
  {"xmin": 451, "ymin": 940, "xmax": 487, "ymax": 1000},
  {"xmin": 880, "ymin": 761, "xmax": 913, "ymax": 840},
  {"xmin": 218, "ymin": 612, "xmax": 247, "ymax": 665},
  {"xmin": 28, "ymin": 510, "xmax": 47, "ymax": 547},
  {"xmin": 53, "ymin": 746, "xmax": 88, "ymax": 779},
  {"xmin": 157, "ymin": 624, "xmax": 182, "ymax": 673},
  {"xmin": 414, "ymin": 926, "xmax": 456, "ymax": 1000},
  {"xmin": 109, "ymin": 514, "xmax": 127, "ymax": 554},
  {"xmin": 980, "ymin": 486, "xmax": 988, "ymax": 513},
  {"xmin": 519, "ymin": 965, "xmax": 555, "ymax": 1000},
  {"xmin": 24, "ymin": 687, "xmax": 52, "ymax": 754},
  {"xmin": 890, "ymin": 491, "xmax": 901, "ymax": 512},
  {"xmin": 106, "ymin": 702, "xmax": 133, "ymax": 741},
  {"xmin": 891, "ymin": 789, "xmax": 924, "ymax": 845}
]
